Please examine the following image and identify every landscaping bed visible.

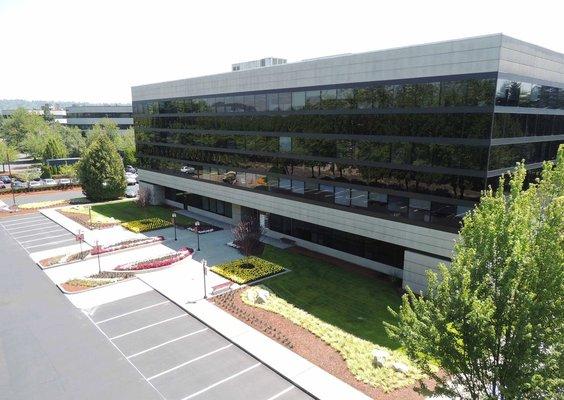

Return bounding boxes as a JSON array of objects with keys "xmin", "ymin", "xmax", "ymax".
[
  {"xmin": 210, "ymin": 256, "xmax": 285, "ymax": 284},
  {"xmin": 186, "ymin": 222, "xmax": 222, "ymax": 234},
  {"xmin": 38, "ymin": 236, "xmax": 166, "ymax": 268},
  {"xmin": 122, "ymin": 217, "xmax": 172, "ymax": 233},
  {"xmin": 61, "ymin": 271, "xmax": 135, "ymax": 293},
  {"xmin": 59, "ymin": 200, "xmax": 195, "ymax": 231},
  {"xmin": 114, "ymin": 247, "xmax": 193, "ymax": 271},
  {"xmin": 213, "ymin": 288, "xmax": 429, "ymax": 400}
]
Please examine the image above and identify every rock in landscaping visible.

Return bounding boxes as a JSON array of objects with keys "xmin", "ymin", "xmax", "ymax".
[
  {"xmin": 372, "ymin": 349, "xmax": 390, "ymax": 367},
  {"xmin": 255, "ymin": 289, "xmax": 270, "ymax": 304},
  {"xmin": 392, "ymin": 361, "xmax": 410, "ymax": 374}
]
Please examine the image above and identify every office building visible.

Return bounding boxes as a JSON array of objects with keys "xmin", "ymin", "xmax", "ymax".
[
  {"xmin": 66, "ymin": 105, "xmax": 133, "ymax": 131},
  {"xmin": 131, "ymin": 34, "xmax": 563, "ymax": 292}
]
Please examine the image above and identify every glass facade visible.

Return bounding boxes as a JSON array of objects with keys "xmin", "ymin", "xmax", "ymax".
[
  {"xmin": 495, "ymin": 79, "xmax": 564, "ymax": 109},
  {"xmin": 134, "ymin": 73, "xmax": 563, "ymax": 240}
]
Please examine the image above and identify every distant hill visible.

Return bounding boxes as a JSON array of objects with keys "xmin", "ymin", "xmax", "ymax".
[{"xmin": 0, "ymin": 99, "xmax": 130, "ymax": 111}]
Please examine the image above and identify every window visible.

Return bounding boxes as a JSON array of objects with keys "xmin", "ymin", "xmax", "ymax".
[
  {"xmin": 279, "ymin": 92, "xmax": 292, "ymax": 111},
  {"xmin": 334, "ymin": 186, "xmax": 350, "ymax": 206},
  {"xmin": 409, "ymin": 198, "xmax": 431, "ymax": 222},
  {"xmin": 279, "ymin": 136, "xmax": 292, "ymax": 152},
  {"xmin": 305, "ymin": 90, "xmax": 321, "ymax": 110},
  {"xmin": 255, "ymin": 94, "xmax": 267, "ymax": 112},
  {"xmin": 351, "ymin": 189, "xmax": 368, "ymax": 208},
  {"xmin": 267, "ymin": 93, "xmax": 279, "ymax": 111},
  {"xmin": 291, "ymin": 92, "xmax": 306, "ymax": 110}
]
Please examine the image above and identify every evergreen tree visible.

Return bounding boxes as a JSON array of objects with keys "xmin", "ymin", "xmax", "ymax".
[
  {"xmin": 78, "ymin": 132, "xmax": 126, "ymax": 201},
  {"xmin": 386, "ymin": 146, "xmax": 564, "ymax": 399},
  {"xmin": 42, "ymin": 134, "xmax": 68, "ymax": 161}
]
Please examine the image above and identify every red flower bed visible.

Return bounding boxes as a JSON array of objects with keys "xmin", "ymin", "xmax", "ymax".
[
  {"xmin": 114, "ymin": 247, "xmax": 193, "ymax": 271},
  {"xmin": 91, "ymin": 236, "xmax": 165, "ymax": 255}
]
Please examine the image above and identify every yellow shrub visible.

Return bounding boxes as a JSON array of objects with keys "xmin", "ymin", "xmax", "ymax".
[
  {"xmin": 211, "ymin": 257, "xmax": 284, "ymax": 284},
  {"xmin": 122, "ymin": 217, "xmax": 172, "ymax": 233}
]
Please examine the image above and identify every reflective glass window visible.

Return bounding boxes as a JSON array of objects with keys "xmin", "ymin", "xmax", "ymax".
[
  {"xmin": 267, "ymin": 93, "xmax": 279, "ymax": 111},
  {"xmin": 292, "ymin": 92, "xmax": 306, "ymax": 110}
]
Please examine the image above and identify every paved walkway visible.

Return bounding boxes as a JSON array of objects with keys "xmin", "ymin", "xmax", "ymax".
[{"xmin": 37, "ymin": 206, "xmax": 371, "ymax": 400}]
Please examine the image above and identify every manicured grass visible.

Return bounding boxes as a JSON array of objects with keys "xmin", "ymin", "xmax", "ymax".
[
  {"xmin": 92, "ymin": 200, "xmax": 194, "ymax": 226},
  {"xmin": 259, "ymin": 245, "xmax": 402, "ymax": 350}
]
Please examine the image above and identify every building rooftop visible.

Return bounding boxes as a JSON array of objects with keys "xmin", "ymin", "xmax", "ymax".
[{"xmin": 132, "ymin": 33, "xmax": 564, "ymax": 102}]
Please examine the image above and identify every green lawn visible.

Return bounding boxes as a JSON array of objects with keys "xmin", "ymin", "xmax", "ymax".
[
  {"xmin": 259, "ymin": 245, "xmax": 402, "ymax": 349},
  {"xmin": 92, "ymin": 200, "xmax": 195, "ymax": 226}
]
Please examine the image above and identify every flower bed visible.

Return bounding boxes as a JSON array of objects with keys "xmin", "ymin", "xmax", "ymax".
[
  {"xmin": 242, "ymin": 286, "xmax": 424, "ymax": 393},
  {"xmin": 19, "ymin": 199, "xmax": 68, "ymax": 210},
  {"xmin": 122, "ymin": 217, "xmax": 172, "ymax": 233},
  {"xmin": 186, "ymin": 223, "xmax": 222, "ymax": 234},
  {"xmin": 91, "ymin": 236, "xmax": 165, "ymax": 255},
  {"xmin": 210, "ymin": 256, "xmax": 285, "ymax": 284},
  {"xmin": 61, "ymin": 271, "xmax": 135, "ymax": 293},
  {"xmin": 114, "ymin": 247, "xmax": 193, "ymax": 271},
  {"xmin": 39, "ymin": 250, "xmax": 91, "ymax": 268}
]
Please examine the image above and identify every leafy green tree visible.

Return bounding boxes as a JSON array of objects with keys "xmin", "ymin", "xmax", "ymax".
[
  {"xmin": 87, "ymin": 119, "xmax": 119, "ymax": 144},
  {"xmin": 0, "ymin": 140, "xmax": 19, "ymax": 173},
  {"xmin": 42, "ymin": 134, "xmax": 68, "ymax": 161},
  {"xmin": 386, "ymin": 147, "xmax": 564, "ymax": 399},
  {"xmin": 58, "ymin": 125, "xmax": 86, "ymax": 157},
  {"xmin": 78, "ymin": 132, "xmax": 126, "ymax": 201},
  {"xmin": 0, "ymin": 108, "xmax": 49, "ymax": 151},
  {"xmin": 59, "ymin": 164, "xmax": 78, "ymax": 179}
]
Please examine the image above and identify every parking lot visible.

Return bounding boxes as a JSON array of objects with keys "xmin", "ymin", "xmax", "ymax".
[
  {"xmin": 0, "ymin": 214, "xmax": 78, "ymax": 253},
  {"xmin": 87, "ymin": 290, "xmax": 314, "ymax": 400}
]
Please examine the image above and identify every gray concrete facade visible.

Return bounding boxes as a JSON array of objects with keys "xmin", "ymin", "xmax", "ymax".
[
  {"xmin": 132, "ymin": 34, "xmax": 564, "ymax": 101},
  {"xmin": 403, "ymin": 250, "xmax": 451, "ymax": 294},
  {"xmin": 139, "ymin": 168, "xmax": 457, "ymax": 262}
]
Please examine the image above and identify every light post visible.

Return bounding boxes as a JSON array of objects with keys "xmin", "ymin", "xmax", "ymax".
[
  {"xmin": 95, "ymin": 240, "xmax": 101, "ymax": 274},
  {"xmin": 202, "ymin": 259, "xmax": 208, "ymax": 299},
  {"xmin": 195, "ymin": 221, "xmax": 200, "ymax": 251},
  {"xmin": 172, "ymin": 212, "xmax": 177, "ymax": 241},
  {"xmin": 77, "ymin": 229, "xmax": 83, "ymax": 253},
  {"xmin": 88, "ymin": 205, "xmax": 93, "ymax": 230}
]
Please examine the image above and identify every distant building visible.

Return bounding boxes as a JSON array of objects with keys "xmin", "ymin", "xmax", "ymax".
[
  {"xmin": 232, "ymin": 57, "xmax": 286, "ymax": 72},
  {"xmin": 1, "ymin": 107, "xmax": 67, "ymax": 124},
  {"xmin": 65, "ymin": 105, "xmax": 133, "ymax": 132}
]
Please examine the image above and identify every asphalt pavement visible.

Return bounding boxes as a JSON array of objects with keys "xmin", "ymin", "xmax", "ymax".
[
  {"xmin": 0, "ymin": 188, "xmax": 84, "ymax": 206},
  {"xmin": 0, "ymin": 215, "xmax": 161, "ymax": 400}
]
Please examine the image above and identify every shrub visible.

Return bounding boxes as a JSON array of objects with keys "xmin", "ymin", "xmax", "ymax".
[
  {"xmin": 90, "ymin": 236, "xmax": 165, "ymax": 255},
  {"xmin": 211, "ymin": 256, "xmax": 284, "ymax": 284},
  {"xmin": 232, "ymin": 217, "xmax": 264, "ymax": 256},
  {"xmin": 78, "ymin": 132, "xmax": 126, "ymax": 201},
  {"xmin": 121, "ymin": 217, "xmax": 172, "ymax": 233}
]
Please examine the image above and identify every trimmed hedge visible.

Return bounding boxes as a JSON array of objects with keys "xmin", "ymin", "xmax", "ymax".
[
  {"xmin": 211, "ymin": 256, "xmax": 284, "ymax": 284},
  {"xmin": 121, "ymin": 217, "xmax": 172, "ymax": 233}
]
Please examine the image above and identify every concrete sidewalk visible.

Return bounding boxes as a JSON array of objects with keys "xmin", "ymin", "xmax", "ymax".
[{"xmin": 137, "ymin": 263, "xmax": 371, "ymax": 400}]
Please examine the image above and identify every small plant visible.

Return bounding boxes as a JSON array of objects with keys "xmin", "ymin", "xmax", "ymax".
[
  {"xmin": 114, "ymin": 247, "xmax": 193, "ymax": 271},
  {"xmin": 232, "ymin": 217, "xmax": 264, "ymax": 256}
]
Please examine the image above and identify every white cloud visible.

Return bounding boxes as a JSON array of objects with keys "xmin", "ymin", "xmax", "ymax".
[{"xmin": 0, "ymin": 0, "xmax": 562, "ymax": 103}]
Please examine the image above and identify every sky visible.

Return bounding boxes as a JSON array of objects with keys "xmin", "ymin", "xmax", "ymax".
[{"xmin": 0, "ymin": 0, "xmax": 562, "ymax": 104}]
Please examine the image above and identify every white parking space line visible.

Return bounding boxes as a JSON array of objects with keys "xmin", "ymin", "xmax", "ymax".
[
  {"xmin": 147, "ymin": 344, "xmax": 233, "ymax": 381},
  {"xmin": 19, "ymin": 233, "xmax": 70, "ymax": 244},
  {"xmin": 109, "ymin": 314, "xmax": 188, "ymax": 340},
  {"xmin": 127, "ymin": 328, "xmax": 209, "ymax": 359},
  {"xmin": 180, "ymin": 363, "xmax": 261, "ymax": 400},
  {"xmin": 265, "ymin": 387, "xmax": 295, "ymax": 400},
  {"xmin": 11, "ymin": 229, "xmax": 67, "ymax": 239},
  {"xmin": 1, "ymin": 217, "xmax": 46, "ymax": 226},
  {"xmin": 83, "ymin": 313, "xmax": 167, "ymax": 400},
  {"xmin": 96, "ymin": 301, "xmax": 170, "ymax": 324},
  {"xmin": 6, "ymin": 222, "xmax": 57, "ymax": 232},
  {"xmin": 25, "ymin": 238, "xmax": 75, "ymax": 249}
]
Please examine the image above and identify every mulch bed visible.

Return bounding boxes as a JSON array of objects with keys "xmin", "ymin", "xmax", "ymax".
[
  {"xmin": 60, "ymin": 282, "xmax": 89, "ymax": 293},
  {"xmin": 58, "ymin": 210, "xmax": 119, "ymax": 229},
  {"xmin": 212, "ymin": 289, "xmax": 431, "ymax": 400}
]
